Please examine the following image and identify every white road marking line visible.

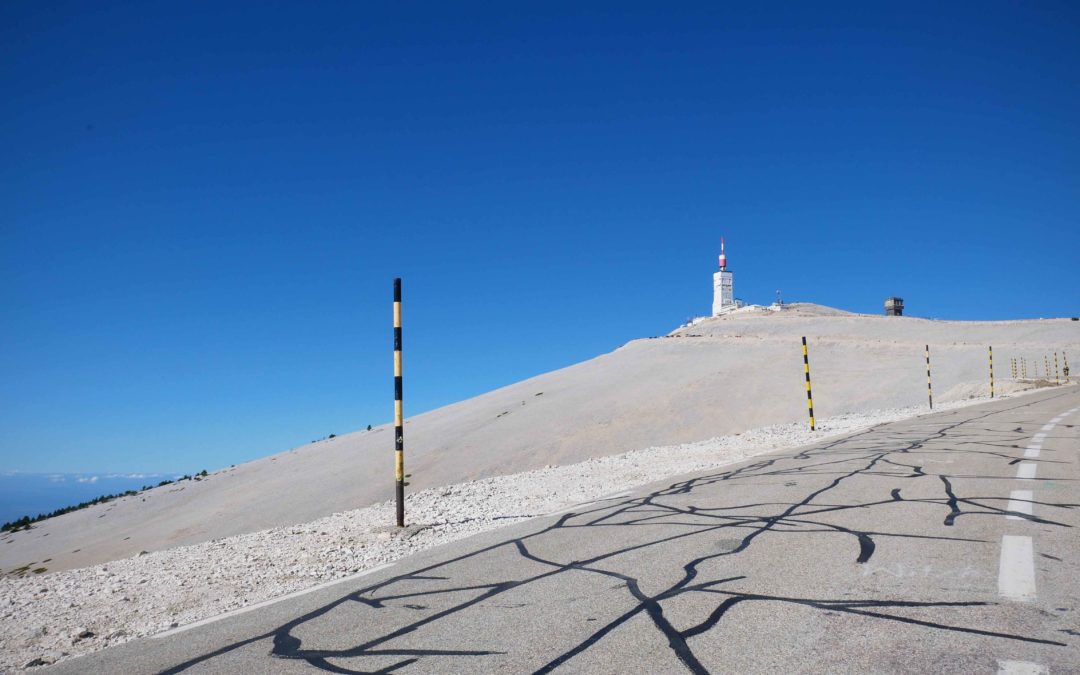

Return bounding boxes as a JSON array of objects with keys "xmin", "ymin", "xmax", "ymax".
[
  {"xmin": 1032, "ymin": 433, "xmax": 1047, "ymax": 442},
  {"xmin": 1006, "ymin": 490, "xmax": 1033, "ymax": 520},
  {"xmin": 997, "ymin": 660, "xmax": 1048, "ymax": 675},
  {"xmin": 1049, "ymin": 416, "xmax": 1063, "ymax": 424},
  {"xmin": 548, "ymin": 492, "xmax": 632, "ymax": 515},
  {"xmin": 1023, "ymin": 445, "xmax": 1041, "ymax": 458},
  {"xmin": 998, "ymin": 535, "xmax": 1036, "ymax": 601},
  {"xmin": 152, "ymin": 562, "xmax": 394, "ymax": 639},
  {"xmin": 1040, "ymin": 423, "xmax": 1054, "ymax": 431},
  {"xmin": 1016, "ymin": 463, "xmax": 1037, "ymax": 480}
]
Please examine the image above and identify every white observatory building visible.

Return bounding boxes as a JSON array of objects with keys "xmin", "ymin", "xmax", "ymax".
[{"xmin": 711, "ymin": 237, "xmax": 736, "ymax": 316}]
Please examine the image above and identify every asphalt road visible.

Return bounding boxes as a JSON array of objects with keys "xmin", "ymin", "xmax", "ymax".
[{"xmin": 49, "ymin": 387, "xmax": 1080, "ymax": 674}]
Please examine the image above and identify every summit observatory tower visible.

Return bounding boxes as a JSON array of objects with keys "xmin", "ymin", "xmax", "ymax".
[{"xmin": 711, "ymin": 237, "xmax": 735, "ymax": 316}]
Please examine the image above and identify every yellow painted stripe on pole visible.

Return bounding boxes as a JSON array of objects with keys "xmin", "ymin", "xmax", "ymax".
[
  {"xmin": 395, "ymin": 399, "xmax": 403, "ymax": 426},
  {"xmin": 801, "ymin": 336, "xmax": 815, "ymax": 431},
  {"xmin": 393, "ymin": 301, "xmax": 401, "ymax": 327},
  {"xmin": 926, "ymin": 345, "xmax": 933, "ymax": 409},
  {"xmin": 394, "ymin": 351, "xmax": 402, "ymax": 377},
  {"xmin": 395, "ymin": 450, "xmax": 404, "ymax": 481}
]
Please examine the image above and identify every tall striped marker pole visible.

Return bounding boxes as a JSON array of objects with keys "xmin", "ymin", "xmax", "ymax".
[
  {"xmin": 393, "ymin": 278, "xmax": 405, "ymax": 527},
  {"xmin": 1021, "ymin": 356, "xmax": 1027, "ymax": 380},
  {"xmin": 1064, "ymin": 352, "xmax": 1070, "ymax": 382},
  {"xmin": 802, "ymin": 336, "xmax": 815, "ymax": 431},
  {"xmin": 1045, "ymin": 355, "xmax": 1050, "ymax": 382},
  {"xmin": 1010, "ymin": 358, "xmax": 1015, "ymax": 380},
  {"xmin": 1054, "ymin": 352, "xmax": 1060, "ymax": 385},
  {"xmin": 925, "ymin": 344, "xmax": 933, "ymax": 410},
  {"xmin": 988, "ymin": 346, "xmax": 994, "ymax": 399}
]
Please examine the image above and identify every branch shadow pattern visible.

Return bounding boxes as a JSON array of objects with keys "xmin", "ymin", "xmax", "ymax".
[{"xmin": 161, "ymin": 392, "xmax": 1077, "ymax": 674}]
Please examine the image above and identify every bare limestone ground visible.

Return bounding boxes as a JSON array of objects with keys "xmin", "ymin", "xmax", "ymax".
[
  {"xmin": 4, "ymin": 306, "xmax": 1076, "ymax": 579},
  {"xmin": 0, "ymin": 381, "xmax": 1058, "ymax": 671}
]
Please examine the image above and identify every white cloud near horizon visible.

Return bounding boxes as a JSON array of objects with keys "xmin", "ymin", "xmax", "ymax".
[{"xmin": 104, "ymin": 473, "xmax": 163, "ymax": 480}]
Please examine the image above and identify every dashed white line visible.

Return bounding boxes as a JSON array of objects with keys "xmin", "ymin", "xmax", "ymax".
[
  {"xmin": 996, "ymin": 406, "xmax": 1067, "ymax": 663},
  {"xmin": 997, "ymin": 660, "xmax": 1048, "ymax": 675},
  {"xmin": 998, "ymin": 535, "xmax": 1036, "ymax": 601},
  {"xmin": 1006, "ymin": 490, "xmax": 1033, "ymax": 520}
]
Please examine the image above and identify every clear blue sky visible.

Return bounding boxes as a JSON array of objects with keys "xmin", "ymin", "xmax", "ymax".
[{"xmin": 2, "ymin": 2, "xmax": 1078, "ymax": 474}]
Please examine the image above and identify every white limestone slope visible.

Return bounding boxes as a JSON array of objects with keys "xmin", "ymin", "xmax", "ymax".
[{"xmin": 2, "ymin": 304, "xmax": 1077, "ymax": 577}]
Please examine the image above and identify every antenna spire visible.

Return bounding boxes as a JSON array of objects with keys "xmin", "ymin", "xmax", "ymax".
[{"xmin": 718, "ymin": 236, "xmax": 727, "ymax": 270}]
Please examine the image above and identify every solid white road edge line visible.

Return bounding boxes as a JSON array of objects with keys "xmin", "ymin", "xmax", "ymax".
[
  {"xmin": 1006, "ymin": 490, "xmax": 1034, "ymax": 520},
  {"xmin": 998, "ymin": 535, "xmax": 1036, "ymax": 602},
  {"xmin": 152, "ymin": 562, "xmax": 395, "ymax": 639},
  {"xmin": 1023, "ymin": 445, "xmax": 1041, "ymax": 458},
  {"xmin": 548, "ymin": 492, "xmax": 632, "ymax": 516},
  {"xmin": 1016, "ymin": 463, "xmax": 1037, "ymax": 480}
]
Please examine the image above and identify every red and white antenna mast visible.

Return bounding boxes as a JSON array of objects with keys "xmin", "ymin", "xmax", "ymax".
[{"xmin": 718, "ymin": 236, "xmax": 727, "ymax": 270}]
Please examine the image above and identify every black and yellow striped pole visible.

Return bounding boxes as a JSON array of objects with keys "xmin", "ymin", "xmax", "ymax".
[
  {"xmin": 1064, "ymin": 352, "xmax": 1070, "ymax": 382},
  {"xmin": 925, "ymin": 344, "xmax": 933, "ymax": 410},
  {"xmin": 988, "ymin": 346, "xmax": 994, "ymax": 398},
  {"xmin": 802, "ymin": 336, "xmax": 815, "ymax": 431},
  {"xmin": 1045, "ymin": 355, "xmax": 1050, "ymax": 382},
  {"xmin": 1021, "ymin": 356, "xmax": 1027, "ymax": 380},
  {"xmin": 393, "ymin": 278, "xmax": 405, "ymax": 527},
  {"xmin": 1054, "ymin": 352, "xmax": 1060, "ymax": 385}
]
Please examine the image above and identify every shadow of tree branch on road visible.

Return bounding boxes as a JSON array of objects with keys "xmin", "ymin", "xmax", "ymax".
[{"xmin": 161, "ymin": 393, "xmax": 1075, "ymax": 674}]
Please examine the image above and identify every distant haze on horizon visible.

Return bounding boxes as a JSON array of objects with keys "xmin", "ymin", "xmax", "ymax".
[
  {"xmin": 0, "ymin": 472, "xmax": 175, "ymax": 525},
  {"xmin": 2, "ymin": 2, "xmax": 1078, "ymax": 475}
]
